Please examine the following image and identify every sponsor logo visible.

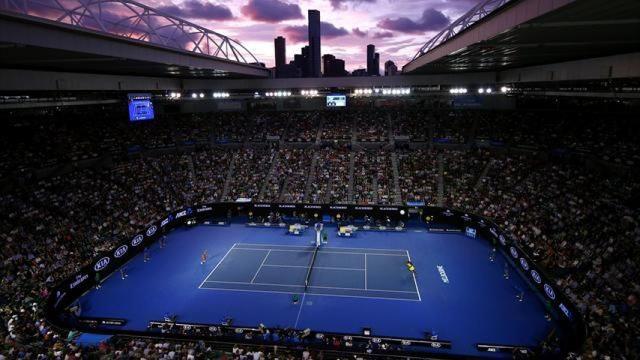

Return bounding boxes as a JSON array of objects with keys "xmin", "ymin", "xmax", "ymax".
[
  {"xmin": 431, "ymin": 342, "xmax": 442, "ymax": 348},
  {"xmin": 176, "ymin": 210, "xmax": 187, "ymax": 218},
  {"xmin": 477, "ymin": 219, "xmax": 486, "ymax": 228},
  {"xmin": 461, "ymin": 214, "xmax": 471, "ymax": 221},
  {"xmin": 436, "ymin": 265, "xmax": 449, "ymax": 284},
  {"xmin": 161, "ymin": 217, "xmax": 170, "ymax": 227},
  {"xmin": 510, "ymin": 246, "xmax": 518, "ymax": 258},
  {"xmin": 559, "ymin": 303, "xmax": 572, "ymax": 318},
  {"xmin": 519, "ymin": 257, "xmax": 529, "ymax": 271},
  {"xmin": 255, "ymin": 204, "xmax": 271, "ymax": 208},
  {"xmin": 278, "ymin": 204, "xmax": 296, "ymax": 208},
  {"xmin": 146, "ymin": 225, "xmax": 157, "ymax": 237},
  {"xmin": 499, "ymin": 234, "xmax": 506, "ymax": 246},
  {"xmin": 94, "ymin": 257, "xmax": 110, "ymax": 271},
  {"xmin": 379, "ymin": 207, "xmax": 398, "ymax": 211},
  {"xmin": 196, "ymin": 206, "xmax": 212, "ymax": 213},
  {"xmin": 131, "ymin": 234, "xmax": 144, "ymax": 247},
  {"xmin": 531, "ymin": 270, "xmax": 542, "ymax": 284},
  {"xmin": 330, "ymin": 205, "xmax": 347, "ymax": 210},
  {"xmin": 544, "ymin": 284, "xmax": 556, "ymax": 299},
  {"xmin": 355, "ymin": 206, "xmax": 373, "ymax": 211},
  {"xmin": 303, "ymin": 205, "xmax": 322, "ymax": 209},
  {"xmin": 69, "ymin": 273, "xmax": 89, "ymax": 289},
  {"xmin": 401, "ymin": 340, "xmax": 411, "ymax": 346},
  {"xmin": 114, "ymin": 245, "xmax": 128, "ymax": 258},
  {"xmin": 442, "ymin": 210, "xmax": 453, "ymax": 217}
]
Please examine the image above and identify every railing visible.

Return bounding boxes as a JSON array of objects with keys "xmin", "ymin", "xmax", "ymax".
[
  {"xmin": 412, "ymin": 0, "xmax": 513, "ymax": 60},
  {"xmin": 0, "ymin": 0, "xmax": 261, "ymax": 65}
]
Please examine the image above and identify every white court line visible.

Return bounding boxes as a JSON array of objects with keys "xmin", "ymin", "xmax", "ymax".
[
  {"xmin": 262, "ymin": 264, "xmax": 365, "ymax": 271},
  {"xmin": 236, "ymin": 243, "xmax": 408, "ymax": 254},
  {"xmin": 198, "ymin": 243, "xmax": 237, "ymax": 289},
  {"xmin": 205, "ymin": 280, "xmax": 301, "ymax": 287},
  {"xmin": 250, "ymin": 250, "xmax": 271, "ymax": 284},
  {"xmin": 198, "ymin": 285, "xmax": 421, "ymax": 302},
  {"xmin": 294, "ymin": 293, "xmax": 306, "ymax": 328},
  {"xmin": 406, "ymin": 250, "xmax": 422, "ymax": 302},
  {"xmin": 364, "ymin": 253, "xmax": 367, "ymax": 290},
  {"xmin": 204, "ymin": 280, "xmax": 416, "ymax": 293},
  {"xmin": 309, "ymin": 285, "xmax": 416, "ymax": 293},
  {"xmin": 232, "ymin": 247, "xmax": 407, "ymax": 257}
]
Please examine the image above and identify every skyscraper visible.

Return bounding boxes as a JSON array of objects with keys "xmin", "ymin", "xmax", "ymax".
[
  {"xmin": 366, "ymin": 44, "xmax": 375, "ymax": 76},
  {"xmin": 308, "ymin": 9, "xmax": 321, "ymax": 78},
  {"xmin": 374, "ymin": 52, "xmax": 380, "ymax": 76},
  {"xmin": 274, "ymin": 36, "xmax": 286, "ymax": 78}
]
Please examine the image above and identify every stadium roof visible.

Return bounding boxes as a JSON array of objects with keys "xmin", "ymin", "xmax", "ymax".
[
  {"xmin": 0, "ymin": 0, "xmax": 270, "ymax": 78},
  {"xmin": 403, "ymin": 0, "xmax": 640, "ymax": 74}
]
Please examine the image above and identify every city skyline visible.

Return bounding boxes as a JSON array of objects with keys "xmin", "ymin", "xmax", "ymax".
[{"xmin": 146, "ymin": 0, "xmax": 479, "ymax": 71}]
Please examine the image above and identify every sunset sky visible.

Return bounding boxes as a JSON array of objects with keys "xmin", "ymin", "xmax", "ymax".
[{"xmin": 145, "ymin": 0, "xmax": 479, "ymax": 71}]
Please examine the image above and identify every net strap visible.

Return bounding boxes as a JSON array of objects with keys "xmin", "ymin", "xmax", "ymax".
[{"xmin": 304, "ymin": 246, "xmax": 319, "ymax": 291}]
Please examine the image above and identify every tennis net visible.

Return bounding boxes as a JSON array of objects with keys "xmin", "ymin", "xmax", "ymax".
[{"xmin": 304, "ymin": 246, "xmax": 320, "ymax": 291}]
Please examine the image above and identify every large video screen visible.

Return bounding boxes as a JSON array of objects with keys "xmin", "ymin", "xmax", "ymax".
[
  {"xmin": 326, "ymin": 94, "xmax": 346, "ymax": 107},
  {"xmin": 128, "ymin": 93, "xmax": 154, "ymax": 121}
]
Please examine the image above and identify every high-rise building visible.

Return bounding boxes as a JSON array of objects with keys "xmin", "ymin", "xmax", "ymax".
[
  {"xmin": 385, "ymin": 60, "xmax": 398, "ymax": 76},
  {"xmin": 308, "ymin": 10, "xmax": 321, "ymax": 78},
  {"xmin": 374, "ymin": 52, "xmax": 380, "ymax": 76},
  {"xmin": 323, "ymin": 54, "xmax": 346, "ymax": 77},
  {"xmin": 274, "ymin": 36, "xmax": 286, "ymax": 78},
  {"xmin": 293, "ymin": 46, "xmax": 310, "ymax": 78},
  {"xmin": 366, "ymin": 44, "xmax": 375, "ymax": 76}
]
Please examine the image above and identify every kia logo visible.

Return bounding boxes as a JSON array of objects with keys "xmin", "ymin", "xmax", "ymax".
[
  {"xmin": 131, "ymin": 234, "xmax": 144, "ymax": 247},
  {"xmin": 94, "ymin": 257, "xmax": 110, "ymax": 271},
  {"xmin": 114, "ymin": 245, "xmax": 128, "ymax": 258},
  {"xmin": 146, "ymin": 225, "xmax": 157, "ymax": 237}
]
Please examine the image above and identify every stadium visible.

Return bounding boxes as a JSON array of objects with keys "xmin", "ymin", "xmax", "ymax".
[{"xmin": 0, "ymin": 0, "xmax": 639, "ymax": 358}]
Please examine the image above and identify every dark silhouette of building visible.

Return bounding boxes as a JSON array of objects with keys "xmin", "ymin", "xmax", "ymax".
[
  {"xmin": 374, "ymin": 52, "xmax": 380, "ymax": 76},
  {"xmin": 385, "ymin": 60, "xmax": 398, "ymax": 76},
  {"xmin": 308, "ymin": 10, "xmax": 321, "ymax": 77},
  {"xmin": 366, "ymin": 44, "xmax": 375, "ymax": 76},
  {"xmin": 322, "ymin": 54, "xmax": 346, "ymax": 77},
  {"xmin": 352, "ymin": 68, "xmax": 367, "ymax": 77},
  {"xmin": 292, "ymin": 46, "xmax": 310, "ymax": 77},
  {"xmin": 274, "ymin": 36, "xmax": 286, "ymax": 78}
]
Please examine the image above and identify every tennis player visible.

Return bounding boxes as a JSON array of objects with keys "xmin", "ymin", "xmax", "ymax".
[
  {"xmin": 200, "ymin": 249, "xmax": 208, "ymax": 264},
  {"xmin": 405, "ymin": 260, "xmax": 416, "ymax": 275}
]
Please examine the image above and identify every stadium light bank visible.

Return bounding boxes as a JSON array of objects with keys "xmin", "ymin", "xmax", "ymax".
[{"xmin": 353, "ymin": 88, "xmax": 411, "ymax": 96}]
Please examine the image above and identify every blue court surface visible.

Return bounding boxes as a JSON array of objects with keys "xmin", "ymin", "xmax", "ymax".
[
  {"xmin": 78, "ymin": 223, "xmax": 558, "ymax": 358},
  {"xmin": 200, "ymin": 243, "xmax": 420, "ymax": 300}
]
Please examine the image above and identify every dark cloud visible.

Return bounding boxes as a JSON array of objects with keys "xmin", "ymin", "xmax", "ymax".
[
  {"xmin": 282, "ymin": 21, "xmax": 349, "ymax": 43},
  {"xmin": 329, "ymin": 0, "xmax": 376, "ymax": 10},
  {"xmin": 157, "ymin": 1, "xmax": 233, "ymax": 21},
  {"xmin": 352, "ymin": 27, "xmax": 367, "ymax": 37},
  {"xmin": 378, "ymin": 8, "xmax": 450, "ymax": 34},
  {"xmin": 373, "ymin": 31, "xmax": 393, "ymax": 39},
  {"xmin": 240, "ymin": 0, "xmax": 303, "ymax": 23}
]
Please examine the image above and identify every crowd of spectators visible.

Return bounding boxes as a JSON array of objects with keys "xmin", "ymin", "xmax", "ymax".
[{"xmin": 1, "ymin": 106, "xmax": 639, "ymax": 359}]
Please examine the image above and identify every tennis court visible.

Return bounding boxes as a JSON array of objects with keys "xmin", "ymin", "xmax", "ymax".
[{"xmin": 199, "ymin": 243, "xmax": 421, "ymax": 301}]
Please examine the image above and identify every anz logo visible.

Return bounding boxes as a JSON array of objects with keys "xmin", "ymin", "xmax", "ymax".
[
  {"xmin": 114, "ymin": 245, "xmax": 128, "ymax": 258},
  {"xmin": 436, "ymin": 265, "xmax": 450, "ymax": 284},
  {"xmin": 94, "ymin": 257, "xmax": 110, "ymax": 271}
]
